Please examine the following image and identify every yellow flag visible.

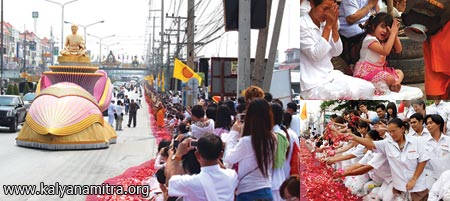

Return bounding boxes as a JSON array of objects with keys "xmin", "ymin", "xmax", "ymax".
[
  {"xmin": 301, "ymin": 102, "xmax": 307, "ymax": 120},
  {"xmin": 161, "ymin": 71, "xmax": 165, "ymax": 92},
  {"xmin": 157, "ymin": 71, "xmax": 161, "ymax": 88},
  {"xmin": 173, "ymin": 58, "xmax": 202, "ymax": 83}
]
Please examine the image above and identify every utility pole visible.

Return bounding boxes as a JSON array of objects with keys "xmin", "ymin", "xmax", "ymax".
[
  {"xmin": 166, "ymin": 15, "xmax": 187, "ymax": 91},
  {"xmin": 1, "ymin": 0, "xmax": 3, "ymax": 92},
  {"xmin": 23, "ymin": 31, "xmax": 27, "ymax": 72},
  {"xmin": 238, "ymin": 0, "xmax": 251, "ymax": 97},
  {"xmin": 187, "ymin": 0, "xmax": 195, "ymax": 70},
  {"xmin": 263, "ymin": 0, "xmax": 286, "ymax": 92},
  {"xmin": 253, "ymin": 0, "xmax": 273, "ymax": 87},
  {"xmin": 160, "ymin": 0, "xmax": 164, "ymax": 83}
]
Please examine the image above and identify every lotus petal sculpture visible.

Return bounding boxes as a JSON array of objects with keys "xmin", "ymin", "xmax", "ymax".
[{"xmin": 16, "ymin": 51, "xmax": 116, "ymax": 150}]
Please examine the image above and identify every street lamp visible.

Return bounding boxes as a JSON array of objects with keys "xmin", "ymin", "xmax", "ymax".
[
  {"xmin": 44, "ymin": 0, "xmax": 80, "ymax": 48},
  {"xmin": 88, "ymin": 34, "xmax": 115, "ymax": 64},
  {"xmin": 98, "ymin": 42, "xmax": 120, "ymax": 54},
  {"xmin": 64, "ymin": 20, "xmax": 104, "ymax": 47}
]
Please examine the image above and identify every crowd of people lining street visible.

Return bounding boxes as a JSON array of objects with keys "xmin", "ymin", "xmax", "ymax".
[
  {"xmin": 144, "ymin": 83, "xmax": 301, "ymax": 201},
  {"xmin": 304, "ymin": 100, "xmax": 450, "ymax": 200}
]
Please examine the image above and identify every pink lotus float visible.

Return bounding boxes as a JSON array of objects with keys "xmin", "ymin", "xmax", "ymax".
[{"xmin": 16, "ymin": 57, "xmax": 117, "ymax": 150}]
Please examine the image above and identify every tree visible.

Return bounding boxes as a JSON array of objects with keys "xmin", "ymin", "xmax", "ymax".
[
  {"xmin": 13, "ymin": 84, "xmax": 19, "ymax": 95},
  {"xmin": 23, "ymin": 83, "xmax": 30, "ymax": 95},
  {"xmin": 6, "ymin": 84, "xmax": 13, "ymax": 95}
]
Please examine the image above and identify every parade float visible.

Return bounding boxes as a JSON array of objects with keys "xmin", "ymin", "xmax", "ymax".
[{"xmin": 16, "ymin": 24, "xmax": 116, "ymax": 150}]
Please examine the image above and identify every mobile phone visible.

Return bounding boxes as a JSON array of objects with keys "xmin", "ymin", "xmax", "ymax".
[
  {"xmin": 190, "ymin": 140, "xmax": 198, "ymax": 147},
  {"xmin": 237, "ymin": 113, "xmax": 245, "ymax": 123},
  {"xmin": 173, "ymin": 140, "xmax": 180, "ymax": 149}
]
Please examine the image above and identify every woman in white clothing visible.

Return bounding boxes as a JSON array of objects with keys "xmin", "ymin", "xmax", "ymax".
[
  {"xmin": 223, "ymin": 98, "xmax": 277, "ymax": 201},
  {"xmin": 300, "ymin": 0, "xmax": 375, "ymax": 100},
  {"xmin": 350, "ymin": 118, "xmax": 430, "ymax": 201}
]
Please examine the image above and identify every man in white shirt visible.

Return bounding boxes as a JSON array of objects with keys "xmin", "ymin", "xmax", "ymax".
[
  {"xmin": 409, "ymin": 113, "xmax": 431, "ymax": 138},
  {"xmin": 287, "ymin": 102, "xmax": 300, "ymax": 137},
  {"xmin": 358, "ymin": 101, "xmax": 378, "ymax": 125},
  {"xmin": 166, "ymin": 134, "xmax": 238, "ymax": 201},
  {"xmin": 426, "ymin": 100, "xmax": 450, "ymax": 135},
  {"xmin": 300, "ymin": 0, "xmax": 375, "ymax": 100},
  {"xmin": 400, "ymin": 100, "xmax": 416, "ymax": 121}
]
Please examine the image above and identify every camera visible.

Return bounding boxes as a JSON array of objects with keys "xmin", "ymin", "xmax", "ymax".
[{"xmin": 190, "ymin": 140, "xmax": 198, "ymax": 147}]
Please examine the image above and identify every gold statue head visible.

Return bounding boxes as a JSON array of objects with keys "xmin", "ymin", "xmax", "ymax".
[{"xmin": 71, "ymin": 24, "xmax": 78, "ymax": 34}]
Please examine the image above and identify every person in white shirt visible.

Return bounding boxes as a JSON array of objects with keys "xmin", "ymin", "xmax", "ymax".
[
  {"xmin": 409, "ymin": 113, "xmax": 431, "ymax": 138},
  {"xmin": 300, "ymin": 0, "xmax": 375, "ymax": 99},
  {"xmin": 423, "ymin": 114, "xmax": 450, "ymax": 190},
  {"xmin": 428, "ymin": 170, "xmax": 450, "ymax": 201},
  {"xmin": 287, "ymin": 102, "xmax": 300, "ymax": 137},
  {"xmin": 223, "ymin": 98, "xmax": 277, "ymax": 201},
  {"xmin": 190, "ymin": 105, "xmax": 215, "ymax": 139},
  {"xmin": 426, "ymin": 100, "xmax": 450, "ymax": 135},
  {"xmin": 350, "ymin": 118, "xmax": 431, "ymax": 200},
  {"xmin": 400, "ymin": 100, "xmax": 416, "ymax": 121},
  {"xmin": 358, "ymin": 101, "xmax": 378, "ymax": 125},
  {"xmin": 107, "ymin": 100, "xmax": 116, "ymax": 126},
  {"xmin": 115, "ymin": 100, "xmax": 125, "ymax": 131},
  {"xmin": 166, "ymin": 134, "xmax": 238, "ymax": 201}
]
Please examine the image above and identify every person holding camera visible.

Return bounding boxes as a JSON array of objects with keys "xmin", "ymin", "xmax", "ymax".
[
  {"xmin": 223, "ymin": 98, "xmax": 277, "ymax": 200},
  {"xmin": 165, "ymin": 134, "xmax": 238, "ymax": 201}
]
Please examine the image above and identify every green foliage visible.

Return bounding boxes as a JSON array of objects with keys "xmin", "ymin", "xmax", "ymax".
[
  {"xmin": 13, "ymin": 84, "xmax": 19, "ymax": 95},
  {"xmin": 23, "ymin": 83, "xmax": 30, "ymax": 94},
  {"xmin": 6, "ymin": 84, "xmax": 13, "ymax": 95},
  {"xmin": 320, "ymin": 100, "xmax": 388, "ymax": 112}
]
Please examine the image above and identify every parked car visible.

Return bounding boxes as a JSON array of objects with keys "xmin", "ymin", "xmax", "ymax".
[
  {"xmin": 23, "ymin": 92, "xmax": 36, "ymax": 111},
  {"xmin": 0, "ymin": 95, "xmax": 27, "ymax": 132}
]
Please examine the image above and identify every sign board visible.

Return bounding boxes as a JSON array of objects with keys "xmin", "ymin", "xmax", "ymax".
[
  {"xmin": 32, "ymin": 11, "xmax": 39, "ymax": 18},
  {"xmin": 210, "ymin": 57, "xmax": 266, "ymax": 97}
]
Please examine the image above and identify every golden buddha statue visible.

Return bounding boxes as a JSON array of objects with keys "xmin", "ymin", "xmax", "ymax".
[{"xmin": 60, "ymin": 24, "xmax": 87, "ymax": 57}]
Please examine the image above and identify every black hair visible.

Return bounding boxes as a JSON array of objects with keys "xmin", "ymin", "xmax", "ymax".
[
  {"xmin": 236, "ymin": 103, "xmax": 246, "ymax": 114},
  {"xmin": 178, "ymin": 122, "xmax": 189, "ymax": 134},
  {"xmin": 272, "ymin": 99, "xmax": 283, "ymax": 109},
  {"xmin": 386, "ymin": 102, "xmax": 398, "ymax": 119},
  {"xmin": 197, "ymin": 134, "xmax": 224, "ymax": 161},
  {"xmin": 358, "ymin": 101, "xmax": 367, "ymax": 107},
  {"xmin": 425, "ymin": 114, "xmax": 445, "ymax": 133},
  {"xmin": 388, "ymin": 118, "xmax": 406, "ymax": 129},
  {"xmin": 410, "ymin": 112, "xmax": 424, "ymax": 122},
  {"xmin": 287, "ymin": 102, "xmax": 298, "ymax": 113},
  {"xmin": 224, "ymin": 100, "xmax": 237, "ymax": 116},
  {"xmin": 237, "ymin": 96, "xmax": 246, "ymax": 104},
  {"xmin": 311, "ymin": 0, "xmax": 326, "ymax": 6},
  {"xmin": 206, "ymin": 105, "xmax": 217, "ymax": 121},
  {"xmin": 215, "ymin": 104, "xmax": 232, "ymax": 130},
  {"xmin": 264, "ymin": 92, "xmax": 273, "ymax": 102},
  {"xmin": 271, "ymin": 103, "xmax": 284, "ymax": 126},
  {"xmin": 282, "ymin": 112, "xmax": 292, "ymax": 128},
  {"xmin": 334, "ymin": 116, "xmax": 345, "ymax": 124},
  {"xmin": 412, "ymin": 100, "xmax": 426, "ymax": 110},
  {"xmin": 358, "ymin": 121, "xmax": 371, "ymax": 131},
  {"xmin": 158, "ymin": 139, "xmax": 171, "ymax": 152},
  {"xmin": 363, "ymin": 13, "xmax": 394, "ymax": 36},
  {"xmin": 367, "ymin": 130, "xmax": 383, "ymax": 141},
  {"xmin": 155, "ymin": 167, "xmax": 166, "ymax": 184},
  {"xmin": 191, "ymin": 105, "xmax": 205, "ymax": 119},
  {"xmin": 376, "ymin": 103, "xmax": 386, "ymax": 111}
]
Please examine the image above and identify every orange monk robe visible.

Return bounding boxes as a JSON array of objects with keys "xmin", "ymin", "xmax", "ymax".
[{"xmin": 156, "ymin": 108, "xmax": 165, "ymax": 127}]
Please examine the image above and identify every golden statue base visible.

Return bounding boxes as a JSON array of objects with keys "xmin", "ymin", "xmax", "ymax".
[{"xmin": 58, "ymin": 56, "xmax": 92, "ymax": 66}]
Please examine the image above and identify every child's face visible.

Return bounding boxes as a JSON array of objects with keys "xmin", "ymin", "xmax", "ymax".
[{"xmin": 373, "ymin": 22, "xmax": 390, "ymax": 41}]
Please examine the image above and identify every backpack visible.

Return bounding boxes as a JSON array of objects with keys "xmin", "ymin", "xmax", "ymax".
[{"xmin": 402, "ymin": 0, "xmax": 450, "ymax": 37}]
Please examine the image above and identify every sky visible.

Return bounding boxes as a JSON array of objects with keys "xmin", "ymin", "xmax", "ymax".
[{"xmin": 4, "ymin": 0, "xmax": 299, "ymax": 62}]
